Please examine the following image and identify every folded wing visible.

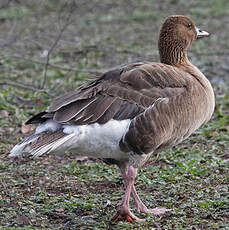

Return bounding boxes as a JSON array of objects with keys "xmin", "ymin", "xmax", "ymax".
[{"xmin": 26, "ymin": 62, "xmax": 188, "ymax": 127}]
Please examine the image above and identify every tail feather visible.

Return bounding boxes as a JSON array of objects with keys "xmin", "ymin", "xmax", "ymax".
[
  {"xmin": 9, "ymin": 133, "xmax": 39, "ymax": 157},
  {"xmin": 31, "ymin": 133, "xmax": 74, "ymax": 157},
  {"xmin": 9, "ymin": 130, "xmax": 74, "ymax": 157}
]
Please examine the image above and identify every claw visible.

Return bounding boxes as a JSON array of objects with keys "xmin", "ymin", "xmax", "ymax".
[
  {"xmin": 125, "ymin": 215, "xmax": 134, "ymax": 222},
  {"xmin": 111, "ymin": 213, "xmax": 134, "ymax": 222},
  {"xmin": 111, "ymin": 210, "xmax": 145, "ymax": 222},
  {"xmin": 111, "ymin": 213, "xmax": 123, "ymax": 222}
]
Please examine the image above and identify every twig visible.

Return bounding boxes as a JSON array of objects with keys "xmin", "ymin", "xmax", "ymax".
[
  {"xmin": 0, "ymin": 80, "xmax": 55, "ymax": 96},
  {"xmin": 0, "ymin": 0, "xmax": 11, "ymax": 9},
  {"xmin": 41, "ymin": 1, "xmax": 77, "ymax": 89},
  {"xmin": 0, "ymin": 81, "xmax": 50, "ymax": 93},
  {"xmin": 2, "ymin": 54, "xmax": 105, "ymax": 74},
  {"xmin": 34, "ymin": 34, "xmax": 79, "ymax": 46},
  {"xmin": 0, "ymin": 17, "xmax": 20, "ymax": 48},
  {"xmin": 23, "ymin": 37, "xmax": 49, "ymax": 50},
  {"xmin": 0, "ymin": 37, "xmax": 18, "ymax": 48},
  {"xmin": 0, "ymin": 179, "xmax": 10, "ymax": 195}
]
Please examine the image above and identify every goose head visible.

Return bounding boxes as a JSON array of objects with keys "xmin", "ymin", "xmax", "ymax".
[{"xmin": 158, "ymin": 15, "xmax": 209, "ymax": 66}]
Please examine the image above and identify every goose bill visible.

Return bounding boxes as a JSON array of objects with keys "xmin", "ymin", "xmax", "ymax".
[{"xmin": 196, "ymin": 26, "xmax": 210, "ymax": 39}]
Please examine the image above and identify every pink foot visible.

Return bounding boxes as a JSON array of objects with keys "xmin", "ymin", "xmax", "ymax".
[
  {"xmin": 140, "ymin": 207, "xmax": 171, "ymax": 215},
  {"xmin": 135, "ymin": 199, "xmax": 171, "ymax": 215},
  {"xmin": 131, "ymin": 185, "xmax": 171, "ymax": 215},
  {"xmin": 111, "ymin": 209, "xmax": 145, "ymax": 222}
]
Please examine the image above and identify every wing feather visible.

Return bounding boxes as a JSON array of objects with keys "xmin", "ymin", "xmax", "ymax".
[
  {"xmin": 27, "ymin": 62, "xmax": 189, "ymax": 125},
  {"xmin": 53, "ymin": 97, "xmax": 98, "ymax": 123}
]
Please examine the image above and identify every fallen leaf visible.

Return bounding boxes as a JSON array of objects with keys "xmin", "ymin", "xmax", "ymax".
[
  {"xmin": 17, "ymin": 215, "xmax": 31, "ymax": 225},
  {"xmin": 104, "ymin": 200, "xmax": 111, "ymax": 207},
  {"xmin": 36, "ymin": 99, "xmax": 43, "ymax": 105},
  {"xmin": 75, "ymin": 155, "xmax": 88, "ymax": 161},
  {"xmin": 220, "ymin": 153, "xmax": 229, "ymax": 160},
  {"xmin": 0, "ymin": 110, "xmax": 9, "ymax": 117},
  {"xmin": 81, "ymin": 211, "xmax": 90, "ymax": 216},
  {"xmin": 21, "ymin": 121, "xmax": 36, "ymax": 134},
  {"xmin": 54, "ymin": 207, "xmax": 65, "ymax": 212}
]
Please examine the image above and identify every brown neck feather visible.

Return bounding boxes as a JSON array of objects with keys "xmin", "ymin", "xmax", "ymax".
[{"xmin": 158, "ymin": 30, "xmax": 190, "ymax": 66}]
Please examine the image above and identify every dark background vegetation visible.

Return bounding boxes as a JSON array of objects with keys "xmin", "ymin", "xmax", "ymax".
[{"xmin": 0, "ymin": 0, "xmax": 228, "ymax": 229}]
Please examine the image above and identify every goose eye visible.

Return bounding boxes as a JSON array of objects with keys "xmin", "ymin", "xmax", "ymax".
[{"xmin": 187, "ymin": 23, "xmax": 192, "ymax": 29}]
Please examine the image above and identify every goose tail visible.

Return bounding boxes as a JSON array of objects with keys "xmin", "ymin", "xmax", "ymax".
[{"xmin": 9, "ymin": 120, "xmax": 74, "ymax": 158}]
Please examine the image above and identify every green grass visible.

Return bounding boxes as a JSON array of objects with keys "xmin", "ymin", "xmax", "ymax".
[{"xmin": 0, "ymin": 0, "xmax": 229, "ymax": 229}]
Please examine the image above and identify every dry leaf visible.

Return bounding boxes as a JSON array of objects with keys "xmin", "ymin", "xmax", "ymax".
[
  {"xmin": 21, "ymin": 121, "xmax": 36, "ymax": 134},
  {"xmin": 54, "ymin": 207, "xmax": 65, "ymax": 212},
  {"xmin": 0, "ymin": 110, "xmax": 9, "ymax": 117},
  {"xmin": 17, "ymin": 215, "xmax": 31, "ymax": 225},
  {"xmin": 75, "ymin": 155, "xmax": 88, "ymax": 161}
]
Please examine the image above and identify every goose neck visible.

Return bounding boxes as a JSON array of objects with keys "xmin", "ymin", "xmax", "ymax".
[{"xmin": 158, "ymin": 40, "xmax": 189, "ymax": 66}]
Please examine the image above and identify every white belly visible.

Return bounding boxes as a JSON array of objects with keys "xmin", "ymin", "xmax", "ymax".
[{"xmin": 59, "ymin": 119, "xmax": 131, "ymax": 160}]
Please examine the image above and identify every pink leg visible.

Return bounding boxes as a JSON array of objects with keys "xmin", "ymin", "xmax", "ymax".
[
  {"xmin": 111, "ymin": 166, "xmax": 144, "ymax": 222},
  {"xmin": 131, "ymin": 185, "xmax": 171, "ymax": 215}
]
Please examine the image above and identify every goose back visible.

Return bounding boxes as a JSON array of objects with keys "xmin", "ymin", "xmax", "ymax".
[{"xmin": 26, "ymin": 61, "xmax": 214, "ymax": 156}]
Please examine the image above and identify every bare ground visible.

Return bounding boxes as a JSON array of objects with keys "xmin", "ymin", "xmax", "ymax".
[{"xmin": 0, "ymin": 0, "xmax": 228, "ymax": 229}]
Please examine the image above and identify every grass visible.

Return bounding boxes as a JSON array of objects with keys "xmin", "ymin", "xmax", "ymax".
[{"xmin": 0, "ymin": 0, "xmax": 229, "ymax": 229}]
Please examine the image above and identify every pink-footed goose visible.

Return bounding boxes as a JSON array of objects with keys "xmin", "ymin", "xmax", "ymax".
[{"xmin": 10, "ymin": 15, "xmax": 215, "ymax": 222}]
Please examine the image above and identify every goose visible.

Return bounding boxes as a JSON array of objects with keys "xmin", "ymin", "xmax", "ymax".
[{"xmin": 10, "ymin": 15, "xmax": 215, "ymax": 222}]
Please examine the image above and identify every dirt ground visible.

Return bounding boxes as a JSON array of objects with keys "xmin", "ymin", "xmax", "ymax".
[{"xmin": 0, "ymin": 0, "xmax": 228, "ymax": 229}]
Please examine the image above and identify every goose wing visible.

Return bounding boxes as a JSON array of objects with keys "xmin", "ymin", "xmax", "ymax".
[{"xmin": 26, "ymin": 62, "xmax": 188, "ymax": 126}]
